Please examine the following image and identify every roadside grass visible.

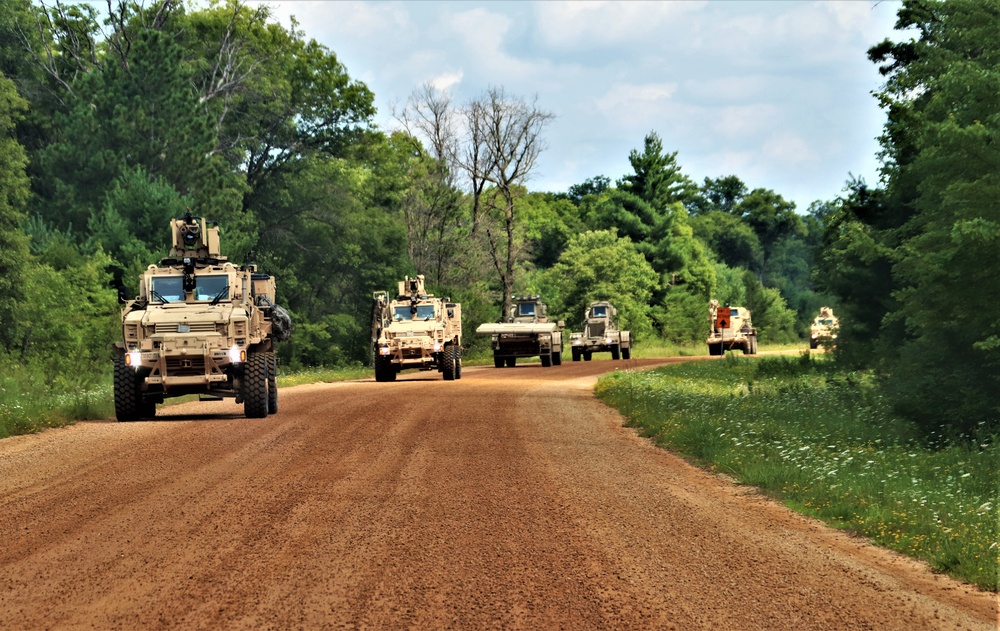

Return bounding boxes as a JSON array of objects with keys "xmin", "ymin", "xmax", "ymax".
[{"xmin": 595, "ymin": 353, "xmax": 999, "ymax": 591}]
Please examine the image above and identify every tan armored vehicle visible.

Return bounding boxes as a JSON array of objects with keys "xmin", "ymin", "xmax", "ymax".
[
  {"xmin": 707, "ymin": 299, "xmax": 757, "ymax": 355},
  {"xmin": 114, "ymin": 213, "xmax": 291, "ymax": 421},
  {"xmin": 810, "ymin": 306, "xmax": 839, "ymax": 349},
  {"xmin": 570, "ymin": 301, "xmax": 632, "ymax": 361},
  {"xmin": 477, "ymin": 295, "xmax": 563, "ymax": 368},
  {"xmin": 372, "ymin": 275, "xmax": 462, "ymax": 382}
]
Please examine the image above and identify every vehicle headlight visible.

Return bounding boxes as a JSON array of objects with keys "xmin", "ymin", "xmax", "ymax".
[
  {"xmin": 126, "ymin": 350, "xmax": 142, "ymax": 367},
  {"xmin": 228, "ymin": 345, "xmax": 245, "ymax": 363},
  {"xmin": 379, "ymin": 346, "xmax": 391, "ymax": 356},
  {"xmin": 433, "ymin": 343, "xmax": 441, "ymax": 352}
]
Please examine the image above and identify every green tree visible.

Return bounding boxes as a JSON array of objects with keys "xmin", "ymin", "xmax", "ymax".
[
  {"xmin": 867, "ymin": 0, "xmax": 1000, "ymax": 433},
  {"xmin": 540, "ymin": 230, "xmax": 658, "ymax": 337},
  {"xmin": 0, "ymin": 73, "xmax": 31, "ymax": 350},
  {"xmin": 618, "ymin": 131, "xmax": 699, "ymax": 210}
]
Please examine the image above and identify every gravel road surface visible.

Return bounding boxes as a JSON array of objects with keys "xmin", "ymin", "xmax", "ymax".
[{"xmin": 0, "ymin": 357, "xmax": 994, "ymax": 629}]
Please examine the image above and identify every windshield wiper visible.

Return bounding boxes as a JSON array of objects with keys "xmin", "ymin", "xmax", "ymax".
[
  {"xmin": 150, "ymin": 289, "xmax": 170, "ymax": 303},
  {"xmin": 209, "ymin": 285, "xmax": 230, "ymax": 306}
]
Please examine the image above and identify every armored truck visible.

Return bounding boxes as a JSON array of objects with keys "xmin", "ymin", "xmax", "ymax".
[
  {"xmin": 707, "ymin": 299, "xmax": 757, "ymax": 356},
  {"xmin": 114, "ymin": 213, "xmax": 291, "ymax": 421},
  {"xmin": 569, "ymin": 301, "xmax": 632, "ymax": 361},
  {"xmin": 477, "ymin": 295, "xmax": 563, "ymax": 368},
  {"xmin": 810, "ymin": 306, "xmax": 839, "ymax": 349},
  {"xmin": 372, "ymin": 275, "xmax": 463, "ymax": 382}
]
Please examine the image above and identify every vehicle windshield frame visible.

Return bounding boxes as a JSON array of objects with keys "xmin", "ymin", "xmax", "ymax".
[
  {"xmin": 393, "ymin": 304, "xmax": 436, "ymax": 321},
  {"xmin": 518, "ymin": 303, "xmax": 536, "ymax": 317},
  {"xmin": 591, "ymin": 306, "xmax": 607, "ymax": 318},
  {"xmin": 193, "ymin": 274, "xmax": 230, "ymax": 302},
  {"xmin": 149, "ymin": 276, "xmax": 185, "ymax": 303}
]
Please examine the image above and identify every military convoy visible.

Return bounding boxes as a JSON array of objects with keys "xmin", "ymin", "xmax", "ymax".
[
  {"xmin": 113, "ymin": 213, "xmax": 291, "ymax": 421},
  {"xmin": 707, "ymin": 299, "xmax": 757, "ymax": 356},
  {"xmin": 371, "ymin": 275, "xmax": 463, "ymax": 381},
  {"xmin": 569, "ymin": 301, "xmax": 632, "ymax": 361},
  {"xmin": 810, "ymin": 306, "xmax": 839, "ymax": 349},
  {"xmin": 477, "ymin": 295, "xmax": 564, "ymax": 367}
]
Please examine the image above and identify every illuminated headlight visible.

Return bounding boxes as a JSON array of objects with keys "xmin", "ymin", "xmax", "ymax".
[
  {"xmin": 126, "ymin": 350, "xmax": 142, "ymax": 367},
  {"xmin": 433, "ymin": 343, "xmax": 441, "ymax": 352},
  {"xmin": 228, "ymin": 345, "xmax": 245, "ymax": 363},
  {"xmin": 379, "ymin": 346, "xmax": 391, "ymax": 356},
  {"xmin": 606, "ymin": 338, "xmax": 614, "ymax": 345}
]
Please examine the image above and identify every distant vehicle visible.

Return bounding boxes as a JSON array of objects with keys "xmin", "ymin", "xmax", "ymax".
[
  {"xmin": 569, "ymin": 301, "xmax": 632, "ymax": 361},
  {"xmin": 114, "ymin": 213, "xmax": 291, "ymax": 421},
  {"xmin": 707, "ymin": 299, "xmax": 757, "ymax": 356},
  {"xmin": 477, "ymin": 295, "xmax": 564, "ymax": 368},
  {"xmin": 371, "ymin": 275, "xmax": 462, "ymax": 382},
  {"xmin": 810, "ymin": 306, "xmax": 839, "ymax": 349}
]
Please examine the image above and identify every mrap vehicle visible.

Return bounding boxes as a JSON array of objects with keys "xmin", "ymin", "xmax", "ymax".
[
  {"xmin": 477, "ymin": 295, "xmax": 564, "ymax": 368},
  {"xmin": 114, "ymin": 213, "xmax": 290, "ymax": 421},
  {"xmin": 569, "ymin": 301, "xmax": 632, "ymax": 361},
  {"xmin": 707, "ymin": 299, "xmax": 757, "ymax": 356},
  {"xmin": 371, "ymin": 275, "xmax": 463, "ymax": 382}
]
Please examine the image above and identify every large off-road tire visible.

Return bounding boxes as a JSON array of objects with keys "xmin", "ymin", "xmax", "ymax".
[
  {"xmin": 267, "ymin": 352, "xmax": 278, "ymax": 414},
  {"xmin": 750, "ymin": 336, "xmax": 759, "ymax": 355},
  {"xmin": 114, "ymin": 355, "xmax": 142, "ymax": 422},
  {"xmin": 505, "ymin": 357, "xmax": 516, "ymax": 368},
  {"xmin": 442, "ymin": 346, "xmax": 457, "ymax": 381},
  {"xmin": 541, "ymin": 351, "xmax": 552, "ymax": 368},
  {"xmin": 494, "ymin": 354, "xmax": 504, "ymax": 368},
  {"xmin": 572, "ymin": 349, "xmax": 581, "ymax": 362},
  {"xmin": 455, "ymin": 348, "xmax": 463, "ymax": 379},
  {"xmin": 583, "ymin": 352, "xmax": 592, "ymax": 361},
  {"xmin": 708, "ymin": 342, "xmax": 723, "ymax": 356},
  {"xmin": 611, "ymin": 345, "xmax": 621, "ymax": 360},
  {"xmin": 552, "ymin": 350, "xmax": 562, "ymax": 366},
  {"xmin": 809, "ymin": 339, "xmax": 818, "ymax": 350},
  {"xmin": 242, "ymin": 351, "xmax": 269, "ymax": 418},
  {"xmin": 375, "ymin": 355, "xmax": 396, "ymax": 382},
  {"xmin": 742, "ymin": 341, "xmax": 752, "ymax": 355},
  {"xmin": 622, "ymin": 346, "xmax": 631, "ymax": 360}
]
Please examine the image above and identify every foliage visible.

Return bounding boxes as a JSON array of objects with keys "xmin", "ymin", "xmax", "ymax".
[
  {"xmin": 596, "ymin": 357, "xmax": 999, "ymax": 590},
  {"xmin": 0, "ymin": 73, "xmax": 31, "ymax": 350},
  {"xmin": 539, "ymin": 230, "xmax": 657, "ymax": 337}
]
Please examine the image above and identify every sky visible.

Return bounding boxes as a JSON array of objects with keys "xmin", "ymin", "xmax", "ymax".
[{"xmin": 246, "ymin": 0, "xmax": 907, "ymax": 212}]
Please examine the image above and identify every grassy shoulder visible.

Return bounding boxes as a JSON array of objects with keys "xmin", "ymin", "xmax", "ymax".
[{"xmin": 595, "ymin": 353, "xmax": 999, "ymax": 591}]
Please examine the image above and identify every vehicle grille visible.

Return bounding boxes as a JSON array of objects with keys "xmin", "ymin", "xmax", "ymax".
[
  {"xmin": 156, "ymin": 323, "xmax": 218, "ymax": 334},
  {"xmin": 165, "ymin": 357, "xmax": 206, "ymax": 376}
]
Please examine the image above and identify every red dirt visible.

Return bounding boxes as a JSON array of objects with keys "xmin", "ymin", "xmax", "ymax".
[{"xmin": 0, "ymin": 357, "xmax": 995, "ymax": 629}]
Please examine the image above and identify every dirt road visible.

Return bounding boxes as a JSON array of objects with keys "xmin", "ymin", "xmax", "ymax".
[{"xmin": 0, "ymin": 358, "xmax": 994, "ymax": 629}]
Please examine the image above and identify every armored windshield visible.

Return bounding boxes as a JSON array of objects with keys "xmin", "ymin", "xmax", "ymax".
[
  {"xmin": 194, "ymin": 275, "xmax": 229, "ymax": 302},
  {"xmin": 591, "ymin": 305, "xmax": 607, "ymax": 318},
  {"xmin": 393, "ymin": 304, "xmax": 436, "ymax": 321},
  {"xmin": 518, "ymin": 302, "xmax": 536, "ymax": 317},
  {"xmin": 817, "ymin": 318, "xmax": 835, "ymax": 325},
  {"xmin": 150, "ymin": 276, "xmax": 184, "ymax": 302}
]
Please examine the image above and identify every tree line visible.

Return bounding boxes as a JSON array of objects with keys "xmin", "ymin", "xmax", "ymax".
[{"xmin": 0, "ymin": 0, "xmax": 994, "ymax": 437}]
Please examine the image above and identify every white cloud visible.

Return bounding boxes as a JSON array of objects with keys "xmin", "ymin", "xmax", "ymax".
[
  {"xmin": 595, "ymin": 83, "xmax": 678, "ymax": 123},
  {"xmin": 429, "ymin": 71, "xmax": 464, "ymax": 93},
  {"xmin": 534, "ymin": 1, "xmax": 707, "ymax": 50}
]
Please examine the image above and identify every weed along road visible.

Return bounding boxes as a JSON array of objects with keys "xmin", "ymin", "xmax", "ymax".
[{"xmin": 0, "ymin": 358, "xmax": 994, "ymax": 629}]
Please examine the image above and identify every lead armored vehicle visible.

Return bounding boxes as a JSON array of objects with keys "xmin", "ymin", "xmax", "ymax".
[
  {"xmin": 569, "ymin": 301, "xmax": 632, "ymax": 361},
  {"xmin": 810, "ymin": 306, "xmax": 839, "ymax": 349},
  {"xmin": 371, "ymin": 275, "xmax": 463, "ymax": 381},
  {"xmin": 114, "ymin": 213, "xmax": 290, "ymax": 421}
]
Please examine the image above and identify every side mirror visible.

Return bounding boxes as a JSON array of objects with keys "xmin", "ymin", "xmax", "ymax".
[{"xmin": 557, "ymin": 320, "xmax": 565, "ymax": 329}]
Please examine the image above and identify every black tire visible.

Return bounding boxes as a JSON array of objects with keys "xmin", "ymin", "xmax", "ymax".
[
  {"xmin": 809, "ymin": 339, "xmax": 818, "ymax": 350},
  {"xmin": 750, "ymin": 337, "xmax": 759, "ymax": 355},
  {"xmin": 611, "ymin": 345, "xmax": 620, "ymax": 360},
  {"xmin": 572, "ymin": 349, "xmax": 581, "ymax": 362},
  {"xmin": 455, "ymin": 348, "xmax": 463, "ymax": 379},
  {"xmin": 494, "ymin": 354, "xmax": 504, "ymax": 368},
  {"xmin": 242, "ymin": 351, "xmax": 269, "ymax": 418},
  {"xmin": 622, "ymin": 346, "xmax": 631, "ymax": 360},
  {"xmin": 267, "ymin": 352, "xmax": 278, "ymax": 414},
  {"xmin": 375, "ymin": 355, "xmax": 396, "ymax": 382},
  {"xmin": 552, "ymin": 351, "xmax": 562, "ymax": 366},
  {"xmin": 541, "ymin": 352, "xmax": 552, "ymax": 367},
  {"xmin": 442, "ymin": 345, "xmax": 457, "ymax": 380},
  {"xmin": 583, "ymin": 352, "xmax": 592, "ymax": 361},
  {"xmin": 742, "ymin": 341, "xmax": 752, "ymax": 355},
  {"xmin": 114, "ymin": 355, "xmax": 142, "ymax": 422},
  {"xmin": 505, "ymin": 357, "xmax": 516, "ymax": 368},
  {"xmin": 708, "ymin": 343, "xmax": 723, "ymax": 356}
]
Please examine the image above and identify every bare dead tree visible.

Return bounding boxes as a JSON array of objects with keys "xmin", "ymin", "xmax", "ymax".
[{"xmin": 469, "ymin": 86, "xmax": 553, "ymax": 317}]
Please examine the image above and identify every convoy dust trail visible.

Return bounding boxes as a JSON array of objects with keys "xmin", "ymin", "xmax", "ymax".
[{"xmin": 0, "ymin": 358, "xmax": 994, "ymax": 629}]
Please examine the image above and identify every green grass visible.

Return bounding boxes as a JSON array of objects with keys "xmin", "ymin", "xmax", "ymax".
[{"xmin": 595, "ymin": 353, "xmax": 1000, "ymax": 591}]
